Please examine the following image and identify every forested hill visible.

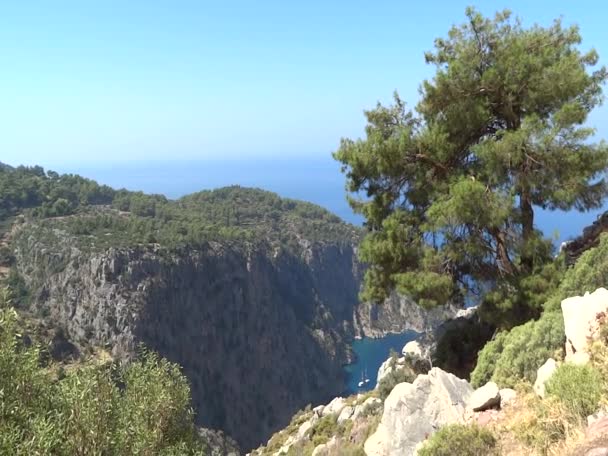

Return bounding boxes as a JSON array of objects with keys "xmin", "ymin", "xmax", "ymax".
[{"xmin": 0, "ymin": 165, "xmax": 359, "ymax": 250}]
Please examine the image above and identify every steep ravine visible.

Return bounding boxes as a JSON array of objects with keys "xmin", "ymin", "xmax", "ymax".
[{"xmin": 11, "ymin": 222, "xmax": 454, "ymax": 451}]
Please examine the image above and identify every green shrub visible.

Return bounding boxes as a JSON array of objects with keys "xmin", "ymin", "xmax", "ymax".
[
  {"xmin": 309, "ymin": 414, "xmax": 340, "ymax": 447},
  {"xmin": 417, "ymin": 424, "xmax": 498, "ymax": 456},
  {"xmin": 545, "ymin": 363, "xmax": 603, "ymax": 418},
  {"xmin": 0, "ymin": 287, "xmax": 208, "ymax": 455},
  {"xmin": 377, "ymin": 367, "xmax": 415, "ymax": 400},
  {"xmin": 471, "ymin": 310, "xmax": 564, "ymax": 387},
  {"xmin": 472, "ymin": 235, "xmax": 608, "ymax": 387}
]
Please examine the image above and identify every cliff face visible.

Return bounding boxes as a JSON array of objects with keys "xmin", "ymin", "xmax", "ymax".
[
  {"xmin": 11, "ymin": 220, "xmax": 454, "ymax": 451},
  {"xmin": 353, "ymin": 292, "xmax": 458, "ymax": 339},
  {"xmin": 13, "ymin": 224, "xmax": 365, "ymax": 450}
]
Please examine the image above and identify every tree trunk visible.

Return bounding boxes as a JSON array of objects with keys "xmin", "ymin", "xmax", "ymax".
[{"xmin": 520, "ymin": 192, "xmax": 534, "ymax": 273}]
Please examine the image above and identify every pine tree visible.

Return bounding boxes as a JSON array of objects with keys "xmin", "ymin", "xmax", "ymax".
[{"xmin": 334, "ymin": 8, "xmax": 608, "ymax": 327}]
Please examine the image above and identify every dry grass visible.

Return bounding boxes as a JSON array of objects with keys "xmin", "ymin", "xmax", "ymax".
[{"xmin": 489, "ymin": 390, "xmax": 586, "ymax": 455}]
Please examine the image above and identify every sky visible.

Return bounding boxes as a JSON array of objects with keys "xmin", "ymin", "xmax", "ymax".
[{"xmin": 1, "ymin": 0, "xmax": 608, "ymax": 168}]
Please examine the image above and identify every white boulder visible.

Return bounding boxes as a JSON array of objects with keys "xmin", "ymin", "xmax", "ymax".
[
  {"xmin": 562, "ymin": 287, "xmax": 608, "ymax": 364},
  {"xmin": 402, "ymin": 340, "xmax": 423, "ymax": 358},
  {"xmin": 468, "ymin": 382, "xmax": 500, "ymax": 412},
  {"xmin": 364, "ymin": 368, "xmax": 473, "ymax": 456},
  {"xmin": 322, "ymin": 397, "xmax": 346, "ymax": 417},
  {"xmin": 337, "ymin": 405, "xmax": 354, "ymax": 424},
  {"xmin": 534, "ymin": 358, "xmax": 558, "ymax": 398},
  {"xmin": 499, "ymin": 388, "xmax": 517, "ymax": 407}
]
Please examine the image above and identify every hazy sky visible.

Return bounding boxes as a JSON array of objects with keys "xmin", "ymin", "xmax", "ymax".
[{"xmin": 2, "ymin": 1, "xmax": 607, "ymax": 167}]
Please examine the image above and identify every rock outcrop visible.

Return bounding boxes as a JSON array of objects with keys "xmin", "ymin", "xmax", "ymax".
[
  {"xmin": 534, "ymin": 358, "xmax": 558, "ymax": 398},
  {"xmin": 12, "ymin": 213, "xmax": 460, "ymax": 450},
  {"xmin": 561, "ymin": 212, "xmax": 608, "ymax": 266},
  {"xmin": 364, "ymin": 368, "xmax": 473, "ymax": 456},
  {"xmin": 12, "ymin": 224, "xmax": 362, "ymax": 451},
  {"xmin": 562, "ymin": 288, "xmax": 608, "ymax": 364},
  {"xmin": 354, "ymin": 292, "xmax": 458, "ymax": 338},
  {"xmin": 468, "ymin": 381, "xmax": 500, "ymax": 412}
]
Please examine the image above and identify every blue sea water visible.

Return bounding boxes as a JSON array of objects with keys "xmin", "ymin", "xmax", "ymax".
[{"xmin": 343, "ymin": 331, "xmax": 419, "ymax": 395}]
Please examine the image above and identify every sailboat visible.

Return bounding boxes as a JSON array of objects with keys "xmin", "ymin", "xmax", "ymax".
[
  {"xmin": 358, "ymin": 370, "xmax": 365, "ymax": 388},
  {"xmin": 364, "ymin": 367, "xmax": 370, "ymax": 384}
]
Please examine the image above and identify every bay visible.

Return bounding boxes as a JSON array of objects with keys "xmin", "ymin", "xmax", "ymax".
[{"xmin": 343, "ymin": 331, "xmax": 419, "ymax": 395}]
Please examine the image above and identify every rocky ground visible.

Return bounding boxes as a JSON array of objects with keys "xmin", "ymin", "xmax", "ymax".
[{"xmin": 253, "ymin": 287, "xmax": 608, "ymax": 456}]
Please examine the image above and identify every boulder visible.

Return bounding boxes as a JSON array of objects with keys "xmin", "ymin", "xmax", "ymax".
[
  {"xmin": 352, "ymin": 397, "xmax": 382, "ymax": 420},
  {"xmin": 402, "ymin": 340, "xmax": 423, "ymax": 358},
  {"xmin": 499, "ymin": 388, "xmax": 517, "ymax": 407},
  {"xmin": 562, "ymin": 288, "xmax": 608, "ymax": 364},
  {"xmin": 311, "ymin": 436, "xmax": 337, "ymax": 456},
  {"xmin": 586, "ymin": 448, "xmax": 608, "ymax": 456},
  {"xmin": 364, "ymin": 368, "xmax": 473, "ymax": 456},
  {"xmin": 377, "ymin": 357, "xmax": 399, "ymax": 385},
  {"xmin": 312, "ymin": 405, "xmax": 325, "ymax": 417},
  {"xmin": 322, "ymin": 397, "xmax": 345, "ymax": 417},
  {"xmin": 534, "ymin": 358, "xmax": 557, "ymax": 398},
  {"xmin": 468, "ymin": 382, "xmax": 500, "ymax": 412},
  {"xmin": 337, "ymin": 405, "xmax": 354, "ymax": 424}
]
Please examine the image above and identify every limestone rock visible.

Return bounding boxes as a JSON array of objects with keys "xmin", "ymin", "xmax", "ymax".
[
  {"xmin": 377, "ymin": 357, "xmax": 400, "ymax": 385},
  {"xmin": 586, "ymin": 448, "xmax": 608, "ymax": 456},
  {"xmin": 311, "ymin": 437, "xmax": 337, "ymax": 456},
  {"xmin": 312, "ymin": 405, "xmax": 325, "ymax": 417},
  {"xmin": 402, "ymin": 340, "xmax": 423, "ymax": 358},
  {"xmin": 364, "ymin": 368, "xmax": 473, "ymax": 456},
  {"xmin": 322, "ymin": 397, "xmax": 346, "ymax": 416},
  {"xmin": 352, "ymin": 397, "xmax": 382, "ymax": 420},
  {"xmin": 562, "ymin": 288, "xmax": 608, "ymax": 364},
  {"xmin": 468, "ymin": 382, "xmax": 500, "ymax": 412},
  {"xmin": 499, "ymin": 388, "xmax": 517, "ymax": 407},
  {"xmin": 337, "ymin": 405, "xmax": 354, "ymax": 424},
  {"xmin": 534, "ymin": 358, "xmax": 557, "ymax": 398}
]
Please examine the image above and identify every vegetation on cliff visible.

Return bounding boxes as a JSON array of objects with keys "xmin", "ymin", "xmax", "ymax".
[
  {"xmin": 0, "ymin": 287, "xmax": 220, "ymax": 455},
  {"xmin": 334, "ymin": 8, "xmax": 608, "ymax": 329},
  {"xmin": 471, "ymin": 233, "xmax": 608, "ymax": 387},
  {"xmin": 0, "ymin": 165, "xmax": 358, "ymax": 253}
]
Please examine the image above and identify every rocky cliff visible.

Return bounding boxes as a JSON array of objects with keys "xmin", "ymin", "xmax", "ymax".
[
  {"xmin": 10, "ymin": 216, "xmax": 455, "ymax": 451},
  {"xmin": 12, "ymin": 222, "xmax": 363, "ymax": 450}
]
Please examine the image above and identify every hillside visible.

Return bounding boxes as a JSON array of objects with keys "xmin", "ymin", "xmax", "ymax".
[
  {"xmin": 0, "ymin": 165, "xmax": 455, "ymax": 451},
  {"xmin": 254, "ymin": 227, "xmax": 608, "ymax": 456}
]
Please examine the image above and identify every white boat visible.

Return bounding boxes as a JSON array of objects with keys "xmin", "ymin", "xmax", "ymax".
[{"xmin": 358, "ymin": 380, "xmax": 364, "ymax": 387}]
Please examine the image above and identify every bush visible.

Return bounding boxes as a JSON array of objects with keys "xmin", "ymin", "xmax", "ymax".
[
  {"xmin": 471, "ymin": 310, "xmax": 564, "ymax": 387},
  {"xmin": 545, "ymin": 363, "xmax": 603, "ymax": 418},
  {"xmin": 309, "ymin": 414, "xmax": 340, "ymax": 447},
  {"xmin": 511, "ymin": 394, "xmax": 582, "ymax": 452},
  {"xmin": 0, "ymin": 287, "xmax": 208, "ymax": 455},
  {"xmin": 417, "ymin": 424, "xmax": 498, "ymax": 456},
  {"xmin": 472, "ymin": 235, "xmax": 608, "ymax": 387},
  {"xmin": 377, "ymin": 367, "xmax": 416, "ymax": 400}
]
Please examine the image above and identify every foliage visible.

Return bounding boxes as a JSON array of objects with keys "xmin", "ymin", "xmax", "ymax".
[
  {"xmin": 471, "ymin": 310, "xmax": 564, "ymax": 387},
  {"xmin": 0, "ymin": 287, "xmax": 208, "ymax": 455},
  {"xmin": 417, "ymin": 424, "xmax": 498, "ymax": 456},
  {"xmin": 1, "ymin": 165, "xmax": 358, "ymax": 253},
  {"xmin": 472, "ymin": 234, "xmax": 608, "ymax": 387},
  {"xmin": 377, "ymin": 367, "xmax": 415, "ymax": 400},
  {"xmin": 334, "ymin": 7, "xmax": 608, "ymax": 326},
  {"xmin": 510, "ymin": 393, "xmax": 583, "ymax": 453},
  {"xmin": 545, "ymin": 363, "xmax": 603, "ymax": 418},
  {"xmin": 309, "ymin": 414, "xmax": 340, "ymax": 447},
  {"xmin": 0, "ymin": 165, "xmax": 114, "ymax": 221}
]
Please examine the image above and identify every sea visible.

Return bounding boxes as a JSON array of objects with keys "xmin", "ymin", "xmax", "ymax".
[{"xmin": 47, "ymin": 156, "xmax": 608, "ymax": 395}]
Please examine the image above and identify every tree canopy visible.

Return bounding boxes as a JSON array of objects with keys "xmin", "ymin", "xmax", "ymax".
[{"xmin": 334, "ymin": 8, "xmax": 608, "ymax": 326}]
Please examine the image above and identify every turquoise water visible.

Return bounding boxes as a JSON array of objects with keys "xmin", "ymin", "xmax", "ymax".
[{"xmin": 343, "ymin": 331, "xmax": 419, "ymax": 395}]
